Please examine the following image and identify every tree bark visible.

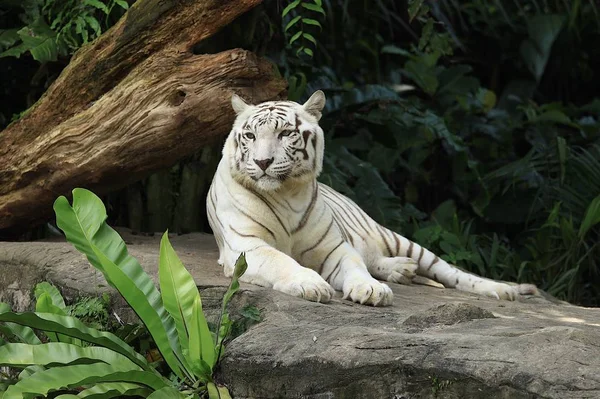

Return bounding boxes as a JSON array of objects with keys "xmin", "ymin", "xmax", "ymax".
[{"xmin": 0, "ymin": 0, "xmax": 287, "ymax": 234}]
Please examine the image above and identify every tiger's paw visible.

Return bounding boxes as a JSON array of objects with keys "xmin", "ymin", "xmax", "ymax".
[
  {"xmin": 273, "ymin": 268, "xmax": 335, "ymax": 303},
  {"xmin": 463, "ymin": 281, "xmax": 520, "ymax": 301},
  {"xmin": 371, "ymin": 256, "xmax": 418, "ymax": 285},
  {"xmin": 342, "ymin": 275, "xmax": 393, "ymax": 306}
]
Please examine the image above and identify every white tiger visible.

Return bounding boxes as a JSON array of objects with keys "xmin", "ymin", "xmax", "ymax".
[{"xmin": 206, "ymin": 90, "xmax": 536, "ymax": 306}]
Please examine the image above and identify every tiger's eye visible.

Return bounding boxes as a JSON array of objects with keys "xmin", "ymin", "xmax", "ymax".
[
  {"xmin": 244, "ymin": 132, "xmax": 255, "ymax": 140},
  {"xmin": 278, "ymin": 130, "xmax": 293, "ymax": 139}
]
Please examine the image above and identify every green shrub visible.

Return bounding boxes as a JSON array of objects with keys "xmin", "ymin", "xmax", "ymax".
[{"xmin": 0, "ymin": 188, "xmax": 246, "ymax": 398}]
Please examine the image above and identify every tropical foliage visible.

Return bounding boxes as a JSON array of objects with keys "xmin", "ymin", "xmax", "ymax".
[
  {"xmin": 0, "ymin": 0, "xmax": 128, "ymax": 63},
  {"xmin": 0, "ymin": 189, "xmax": 246, "ymax": 397}
]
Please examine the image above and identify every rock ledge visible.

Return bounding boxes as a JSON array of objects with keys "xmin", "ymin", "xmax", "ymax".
[{"xmin": 1, "ymin": 230, "xmax": 599, "ymax": 399}]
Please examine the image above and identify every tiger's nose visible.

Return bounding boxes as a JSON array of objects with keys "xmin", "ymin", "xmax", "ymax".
[{"xmin": 254, "ymin": 158, "xmax": 274, "ymax": 171}]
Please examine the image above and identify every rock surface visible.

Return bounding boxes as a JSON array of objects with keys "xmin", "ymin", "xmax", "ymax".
[{"xmin": 1, "ymin": 230, "xmax": 599, "ymax": 399}]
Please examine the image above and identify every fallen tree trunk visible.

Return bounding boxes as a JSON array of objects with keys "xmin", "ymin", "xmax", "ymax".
[{"xmin": 0, "ymin": 0, "xmax": 286, "ymax": 235}]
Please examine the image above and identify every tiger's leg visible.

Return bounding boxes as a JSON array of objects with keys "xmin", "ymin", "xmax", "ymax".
[
  {"xmin": 368, "ymin": 256, "xmax": 418, "ymax": 285},
  {"xmin": 222, "ymin": 244, "xmax": 335, "ymax": 303},
  {"xmin": 305, "ymin": 240, "xmax": 394, "ymax": 306}
]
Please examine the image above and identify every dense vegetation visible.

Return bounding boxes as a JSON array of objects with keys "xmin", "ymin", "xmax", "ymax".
[{"xmin": 1, "ymin": 0, "xmax": 599, "ymax": 305}]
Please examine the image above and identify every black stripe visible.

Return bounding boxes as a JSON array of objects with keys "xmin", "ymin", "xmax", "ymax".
[
  {"xmin": 418, "ymin": 247, "xmax": 424, "ymax": 263},
  {"xmin": 323, "ymin": 258, "xmax": 342, "ymax": 282},
  {"xmin": 321, "ymin": 191, "xmax": 368, "ymax": 235},
  {"xmin": 236, "ymin": 207, "xmax": 276, "ymax": 241},
  {"xmin": 407, "ymin": 241, "xmax": 414, "ymax": 258},
  {"xmin": 376, "ymin": 225, "xmax": 392, "ymax": 257},
  {"xmin": 292, "ymin": 182, "xmax": 318, "ymax": 233},
  {"xmin": 325, "ymin": 200, "xmax": 364, "ymax": 238},
  {"xmin": 318, "ymin": 241, "xmax": 344, "ymax": 274},
  {"xmin": 427, "ymin": 256, "xmax": 439, "ymax": 271},
  {"xmin": 229, "ymin": 225, "xmax": 260, "ymax": 239},
  {"xmin": 300, "ymin": 217, "xmax": 334, "ymax": 256},
  {"xmin": 248, "ymin": 189, "xmax": 290, "ymax": 236},
  {"xmin": 322, "ymin": 186, "xmax": 372, "ymax": 231},
  {"xmin": 393, "ymin": 233, "xmax": 400, "ymax": 257}
]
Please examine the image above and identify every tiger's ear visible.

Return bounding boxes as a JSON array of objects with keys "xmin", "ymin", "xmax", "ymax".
[
  {"xmin": 302, "ymin": 90, "xmax": 326, "ymax": 121},
  {"xmin": 231, "ymin": 93, "xmax": 250, "ymax": 115}
]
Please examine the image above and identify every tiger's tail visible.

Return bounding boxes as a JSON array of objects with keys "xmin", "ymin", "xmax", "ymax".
[{"xmin": 388, "ymin": 229, "xmax": 538, "ymax": 299}]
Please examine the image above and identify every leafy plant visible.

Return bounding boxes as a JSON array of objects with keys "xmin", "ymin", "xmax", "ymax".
[
  {"xmin": 281, "ymin": 0, "xmax": 325, "ymax": 58},
  {"xmin": 0, "ymin": 188, "xmax": 248, "ymax": 398},
  {"xmin": 0, "ymin": 0, "xmax": 129, "ymax": 63}
]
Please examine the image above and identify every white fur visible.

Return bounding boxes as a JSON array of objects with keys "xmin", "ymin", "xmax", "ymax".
[{"xmin": 206, "ymin": 91, "xmax": 537, "ymax": 306}]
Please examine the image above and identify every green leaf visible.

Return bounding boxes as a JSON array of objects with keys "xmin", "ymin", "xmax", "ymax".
[
  {"xmin": 188, "ymin": 296, "xmax": 215, "ymax": 380},
  {"xmin": 83, "ymin": 0, "xmax": 109, "ymax": 14},
  {"xmin": 36, "ymin": 293, "xmax": 78, "ymax": 344},
  {"xmin": 75, "ymin": 16, "xmax": 89, "ymax": 44},
  {"xmin": 0, "ymin": 311, "xmax": 150, "ymax": 371},
  {"xmin": 579, "ymin": 195, "xmax": 600, "ymax": 238},
  {"xmin": 301, "ymin": 18, "xmax": 321, "ymax": 29},
  {"xmin": 0, "ymin": 42, "xmax": 29, "ymax": 59},
  {"xmin": 285, "ymin": 15, "xmax": 301, "ymax": 32},
  {"xmin": 520, "ymin": 15, "xmax": 564, "ymax": 82},
  {"xmin": 53, "ymin": 188, "xmax": 185, "ymax": 379},
  {"xmin": 159, "ymin": 232, "xmax": 214, "ymax": 371},
  {"xmin": 34, "ymin": 282, "xmax": 66, "ymax": 309},
  {"xmin": 0, "ymin": 29, "xmax": 20, "ymax": 50},
  {"xmin": 0, "ymin": 303, "xmax": 41, "ymax": 345},
  {"xmin": 91, "ymin": 243, "xmax": 186, "ymax": 379},
  {"xmin": 408, "ymin": 0, "xmax": 426, "ymax": 22},
  {"xmin": 0, "ymin": 342, "xmax": 141, "ymax": 371},
  {"xmin": 403, "ymin": 54, "xmax": 439, "ymax": 95},
  {"xmin": 84, "ymin": 16, "xmax": 102, "ymax": 37},
  {"xmin": 282, "ymin": 0, "xmax": 301, "ymax": 18},
  {"xmin": 289, "ymin": 30, "xmax": 302, "ymax": 45},
  {"xmin": 18, "ymin": 365, "xmax": 44, "ymax": 380},
  {"xmin": 418, "ymin": 18, "xmax": 434, "ymax": 51},
  {"xmin": 557, "ymin": 136, "xmax": 567, "ymax": 184},
  {"xmin": 303, "ymin": 47, "xmax": 314, "ymax": 57},
  {"xmin": 301, "ymin": 2, "xmax": 326, "ymax": 16},
  {"xmin": 146, "ymin": 386, "xmax": 186, "ymax": 399},
  {"xmin": 215, "ymin": 254, "xmax": 247, "ymax": 358},
  {"xmin": 77, "ymin": 382, "xmax": 151, "ymax": 398},
  {"xmin": 114, "ymin": 0, "xmax": 129, "ymax": 10},
  {"xmin": 302, "ymin": 32, "xmax": 317, "ymax": 46},
  {"xmin": 207, "ymin": 382, "xmax": 232, "ymax": 399},
  {"xmin": 381, "ymin": 45, "xmax": 411, "ymax": 56},
  {"xmin": 530, "ymin": 109, "xmax": 574, "ymax": 126},
  {"xmin": 4, "ymin": 363, "xmax": 168, "ymax": 397},
  {"xmin": 16, "ymin": 19, "xmax": 59, "ymax": 62}
]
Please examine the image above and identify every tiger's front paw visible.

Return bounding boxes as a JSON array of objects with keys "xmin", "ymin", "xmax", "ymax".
[
  {"xmin": 273, "ymin": 268, "xmax": 335, "ymax": 303},
  {"xmin": 342, "ymin": 275, "xmax": 393, "ymax": 306}
]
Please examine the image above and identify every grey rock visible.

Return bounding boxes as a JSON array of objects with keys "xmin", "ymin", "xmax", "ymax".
[{"xmin": 1, "ymin": 229, "xmax": 599, "ymax": 399}]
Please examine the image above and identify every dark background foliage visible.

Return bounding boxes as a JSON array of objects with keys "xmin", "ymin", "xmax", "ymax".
[{"xmin": 1, "ymin": 0, "xmax": 599, "ymax": 305}]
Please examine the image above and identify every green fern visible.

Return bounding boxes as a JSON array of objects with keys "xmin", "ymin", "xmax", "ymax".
[
  {"xmin": 282, "ymin": 0, "xmax": 325, "ymax": 58},
  {"xmin": 0, "ymin": 0, "xmax": 129, "ymax": 63}
]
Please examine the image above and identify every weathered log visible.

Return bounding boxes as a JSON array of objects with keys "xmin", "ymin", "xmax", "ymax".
[{"xmin": 0, "ymin": 0, "xmax": 287, "ymax": 234}]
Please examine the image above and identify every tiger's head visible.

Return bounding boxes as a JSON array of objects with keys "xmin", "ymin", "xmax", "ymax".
[{"xmin": 223, "ymin": 90, "xmax": 326, "ymax": 192}]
